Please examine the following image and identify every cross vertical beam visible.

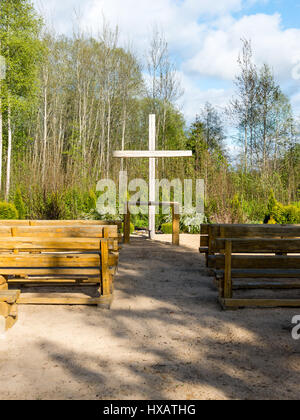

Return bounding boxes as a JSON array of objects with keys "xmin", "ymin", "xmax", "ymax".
[{"xmin": 149, "ymin": 114, "xmax": 156, "ymax": 240}]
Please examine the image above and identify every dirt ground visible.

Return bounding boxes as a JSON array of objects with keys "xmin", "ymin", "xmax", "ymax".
[{"xmin": 1, "ymin": 234, "xmax": 300, "ymax": 400}]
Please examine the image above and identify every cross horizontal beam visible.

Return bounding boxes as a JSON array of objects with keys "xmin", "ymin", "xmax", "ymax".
[{"xmin": 113, "ymin": 150, "xmax": 193, "ymax": 158}]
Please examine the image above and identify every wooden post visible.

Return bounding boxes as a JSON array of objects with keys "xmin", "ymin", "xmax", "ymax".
[
  {"xmin": 172, "ymin": 203, "xmax": 180, "ymax": 246},
  {"xmin": 124, "ymin": 202, "xmax": 131, "ymax": 244},
  {"xmin": 224, "ymin": 240, "xmax": 232, "ymax": 299},
  {"xmin": 149, "ymin": 115, "xmax": 156, "ymax": 240},
  {"xmin": 100, "ymin": 239, "xmax": 111, "ymax": 297}
]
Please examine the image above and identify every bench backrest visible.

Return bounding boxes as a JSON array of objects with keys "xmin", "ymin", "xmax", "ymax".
[
  {"xmin": 201, "ymin": 224, "xmax": 300, "ymax": 254},
  {"xmin": 0, "ymin": 237, "xmax": 103, "ymax": 252},
  {"xmin": 210, "ymin": 254, "xmax": 300, "ymax": 270},
  {"xmin": 0, "ymin": 225, "xmax": 118, "ymax": 236},
  {"xmin": 214, "ymin": 238, "xmax": 300, "ymax": 254},
  {"xmin": 0, "ymin": 219, "xmax": 122, "ymax": 228}
]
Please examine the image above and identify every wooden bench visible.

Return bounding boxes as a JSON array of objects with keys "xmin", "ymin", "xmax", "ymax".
[
  {"xmin": 0, "ymin": 290, "xmax": 20, "ymax": 331},
  {"xmin": 0, "ymin": 225, "xmax": 120, "ymax": 307},
  {"xmin": 200, "ymin": 224, "xmax": 300, "ymax": 266},
  {"xmin": 212, "ymin": 235, "xmax": 300, "ymax": 309}
]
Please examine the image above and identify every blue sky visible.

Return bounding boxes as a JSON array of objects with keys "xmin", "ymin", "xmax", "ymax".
[{"xmin": 33, "ymin": 0, "xmax": 300, "ymax": 130}]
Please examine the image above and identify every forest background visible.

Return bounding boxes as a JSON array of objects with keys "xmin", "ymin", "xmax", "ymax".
[{"xmin": 0, "ymin": 0, "xmax": 299, "ymax": 231}]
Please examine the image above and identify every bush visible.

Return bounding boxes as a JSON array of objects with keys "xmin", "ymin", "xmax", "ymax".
[
  {"xmin": 265, "ymin": 190, "xmax": 300, "ymax": 224},
  {"xmin": 161, "ymin": 222, "xmax": 173, "ymax": 234},
  {"xmin": 180, "ymin": 208, "xmax": 203, "ymax": 233},
  {"xmin": 85, "ymin": 190, "xmax": 97, "ymax": 212},
  {"xmin": 43, "ymin": 192, "xmax": 69, "ymax": 220},
  {"xmin": 134, "ymin": 218, "xmax": 149, "ymax": 230},
  {"xmin": 231, "ymin": 194, "xmax": 245, "ymax": 223},
  {"xmin": 0, "ymin": 202, "xmax": 18, "ymax": 219},
  {"xmin": 14, "ymin": 188, "xmax": 26, "ymax": 219}
]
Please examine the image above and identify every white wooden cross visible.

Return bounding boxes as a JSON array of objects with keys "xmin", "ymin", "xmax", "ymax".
[{"xmin": 113, "ymin": 114, "xmax": 192, "ymax": 239}]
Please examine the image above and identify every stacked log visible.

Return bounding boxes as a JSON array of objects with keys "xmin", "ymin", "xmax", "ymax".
[{"xmin": 0, "ymin": 289, "xmax": 20, "ymax": 331}]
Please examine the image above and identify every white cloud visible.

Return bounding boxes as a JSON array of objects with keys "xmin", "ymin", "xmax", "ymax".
[
  {"xmin": 33, "ymin": 0, "xmax": 300, "ymax": 120},
  {"xmin": 184, "ymin": 13, "xmax": 300, "ymax": 83},
  {"xmin": 177, "ymin": 71, "xmax": 233, "ymax": 122}
]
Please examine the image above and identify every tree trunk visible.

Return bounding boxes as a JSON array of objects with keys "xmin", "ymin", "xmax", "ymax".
[
  {"xmin": 121, "ymin": 104, "xmax": 127, "ymax": 172},
  {"xmin": 42, "ymin": 79, "xmax": 48, "ymax": 186},
  {"xmin": 5, "ymin": 103, "xmax": 12, "ymax": 201},
  {"xmin": 0, "ymin": 97, "xmax": 2, "ymax": 192}
]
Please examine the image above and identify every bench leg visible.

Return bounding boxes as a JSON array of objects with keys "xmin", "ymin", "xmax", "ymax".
[
  {"xmin": 100, "ymin": 240, "xmax": 113, "ymax": 309},
  {"xmin": 97, "ymin": 294, "xmax": 113, "ymax": 310},
  {"xmin": 224, "ymin": 241, "xmax": 232, "ymax": 299},
  {"xmin": 0, "ymin": 276, "xmax": 8, "ymax": 291}
]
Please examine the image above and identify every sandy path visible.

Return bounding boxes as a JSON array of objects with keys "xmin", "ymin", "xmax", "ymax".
[{"xmin": 0, "ymin": 234, "xmax": 300, "ymax": 400}]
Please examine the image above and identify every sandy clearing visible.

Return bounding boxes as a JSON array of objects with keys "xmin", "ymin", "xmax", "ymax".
[{"xmin": 0, "ymin": 234, "xmax": 300, "ymax": 400}]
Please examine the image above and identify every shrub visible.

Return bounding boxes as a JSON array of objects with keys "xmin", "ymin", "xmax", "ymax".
[
  {"xmin": 43, "ymin": 192, "xmax": 69, "ymax": 220},
  {"xmin": 231, "ymin": 194, "xmax": 245, "ymax": 223},
  {"xmin": 134, "ymin": 218, "xmax": 149, "ymax": 230},
  {"xmin": 180, "ymin": 208, "xmax": 203, "ymax": 233},
  {"xmin": 85, "ymin": 190, "xmax": 97, "ymax": 212},
  {"xmin": 0, "ymin": 202, "xmax": 18, "ymax": 219},
  {"xmin": 161, "ymin": 222, "xmax": 173, "ymax": 234},
  {"xmin": 14, "ymin": 188, "xmax": 26, "ymax": 219},
  {"xmin": 265, "ymin": 190, "xmax": 300, "ymax": 224}
]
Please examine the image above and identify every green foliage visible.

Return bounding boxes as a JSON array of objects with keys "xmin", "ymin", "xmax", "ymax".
[
  {"xmin": 231, "ymin": 194, "xmax": 245, "ymax": 223},
  {"xmin": 267, "ymin": 189, "xmax": 277, "ymax": 214},
  {"xmin": 133, "ymin": 216, "xmax": 149, "ymax": 230},
  {"xmin": 180, "ymin": 209, "xmax": 203, "ymax": 233},
  {"xmin": 0, "ymin": 0, "xmax": 44, "ymax": 110},
  {"xmin": 161, "ymin": 222, "xmax": 173, "ymax": 234},
  {"xmin": 85, "ymin": 189, "xmax": 97, "ymax": 212},
  {"xmin": 14, "ymin": 187, "xmax": 26, "ymax": 219},
  {"xmin": 265, "ymin": 191, "xmax": 300, "ymax": 224},
  {"xmin": 0, "ymin": 202, "xmax": 18, "ymax": 219}
]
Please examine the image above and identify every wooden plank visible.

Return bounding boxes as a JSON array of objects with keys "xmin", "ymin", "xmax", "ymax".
[
  {"xmin": 101, "ymin": 239, "xmax": 111, "ymax": 296},
  {"xmin": 220, "ymin": 225, "xmax": 300, "ymax": 238},
  {"xmin": 199, "ymin": 246, "xmax": 208, "ymax": 254},
  {"xmin": 200, "ymin": 236, "xmax": 209, "ymax": 247},
  {"xmin": 231, "ymin": 268, "xmax": 300, "ymax": 278},
  {"xmin": 8, "ymin": 279, "xmax": 100, "ymax": 285},
  {"xmin": 0, "ymin": 302, "xmax": 9, "ymax": 317},
  {"xmin": 0, "ymin": 290, "xmax": 20, "ymax": 303},
  {"xmin": 234, "ymin": 281, "xmax": 300, "ymax": 290},
  {"xmin": 0, "ymin": 254, "xmax": 101, "ymax": 267},
  {"xmin": 172, "ymin": 203, "xmax": 180, "ymax": 246},
  {"xmin": 0, "ymin": 237, "xmax": 102, "ymax": 251},
  {"xmin": 0, "ymin": 220, "xmax": 30, "ymax": 226},
  {"xmin": 5, "ymin": 315, "xmax": 17, "ymax": 330},
  {"xmin": 215, "ymin": 238, "xmax": 300, "ymax": 253},
  {"xmin": 224, "ymin": 241, "xmax": 232, "ymax": 298},
  {"xmin": 200, "ymin": 224, "xmax": 209, "ymax": 235},
  {"xmin": 212, "ymin": 255, "xmax": 300, "ymax": 270},
  {"xmin": 209, "ymin": 225, "xmax": 221, "ymax": 254},
  {"xmin": 17, "ymin": 296, "xmax": 101, "ymax": 305},
  {"xmin": 29, "ymin": 220, "xmax": 121, "ymax": 226},
  {"xmin": 4, "ymin": 268, "xmax": 100, "ymax": 275},
  {"xmin": 13, "ymin": 226, "xmax": 118, "ymax": 238},
  {"xmin": 0, "ymin": 227, "xmax": 14, "ymax": 236},
  {"xmin": 221, "ymin": 298, "xmax": 300, "ymax": 308}
]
